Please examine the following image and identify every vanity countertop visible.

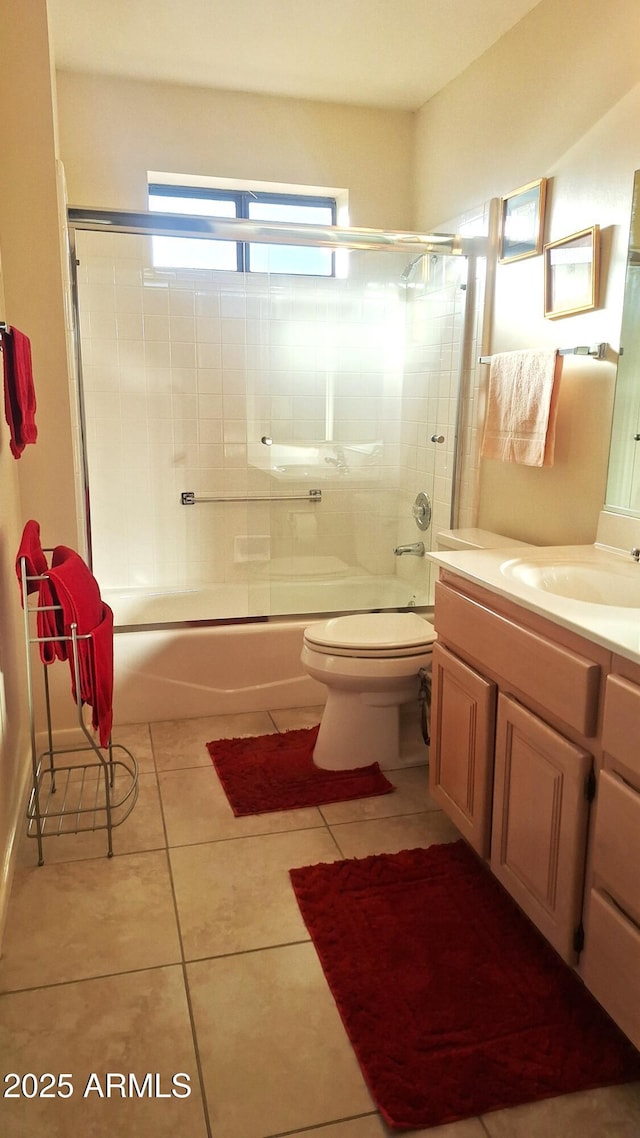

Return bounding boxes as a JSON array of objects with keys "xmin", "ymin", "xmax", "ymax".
[{"xmin": 427, "ymin": 544, "xmax": 640, "ymax": 665}]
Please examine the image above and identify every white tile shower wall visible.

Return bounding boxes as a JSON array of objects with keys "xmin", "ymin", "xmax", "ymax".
[{"xmin": 76, "ymin": 233, "xmax": 409, "ymax": 597}]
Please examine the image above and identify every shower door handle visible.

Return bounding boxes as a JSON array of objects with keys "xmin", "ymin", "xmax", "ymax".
[{"xmin": 430, "ymin": 434, "xmax": 445, "ymax": 444}]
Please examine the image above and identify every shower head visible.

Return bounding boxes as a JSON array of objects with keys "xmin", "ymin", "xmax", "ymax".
[{"xmin": 400, "ymin": 254, "xmax": 426, "ymax": 284}]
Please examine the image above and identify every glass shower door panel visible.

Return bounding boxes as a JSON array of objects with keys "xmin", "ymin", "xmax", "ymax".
[{"xmin": 75, "ymin": 228, "xmax": 259, "ymax": 623}]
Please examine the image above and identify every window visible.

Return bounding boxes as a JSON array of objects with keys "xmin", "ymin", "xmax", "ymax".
[{"xmin": 148, "ymin": 184, "xmax": 336, "ymax": 275}]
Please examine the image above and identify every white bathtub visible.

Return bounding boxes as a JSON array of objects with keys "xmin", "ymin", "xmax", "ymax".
[
  {"xmin": 112, "ymin": 618, "xmax": 326, "ymax": 724},
  {"xmin": 105, "ymin": 572, "xmax": 427, "ymax": 628},
  {"xmin": 107, "ymin": 575, "xmax": 431, "ymax": 725}
]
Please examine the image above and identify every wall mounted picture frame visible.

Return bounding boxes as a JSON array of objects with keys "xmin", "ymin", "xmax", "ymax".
[
  {"xmin": 498, "ymin": 178, "xmax": 547, "ymax": 264},
  {"xmin": 543, "ymin": 226, "xmax": 600, "ymax": 319}
]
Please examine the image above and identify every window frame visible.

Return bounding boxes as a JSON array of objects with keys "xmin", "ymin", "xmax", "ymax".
[{"xmin": 148, "ymin": 183, "xmax": 337, "ymax": 276}]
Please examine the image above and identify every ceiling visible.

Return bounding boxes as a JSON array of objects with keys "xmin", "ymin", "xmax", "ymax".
[{"xmin": 48, "ymin": 0, "xmax": 542, "ymax": 111}]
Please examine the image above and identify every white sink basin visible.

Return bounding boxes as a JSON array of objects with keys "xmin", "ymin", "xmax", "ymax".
[{"xmin": 500, "ymin": 554, "xmax": 640, "ymax": 607}]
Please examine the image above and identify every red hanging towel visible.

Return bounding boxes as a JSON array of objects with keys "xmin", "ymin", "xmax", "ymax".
[
  {"xmin": 2, "ymin": 326, "xmax": 38, "ymax": 458},
  {"xmin": 15, "ymin": 519, "xmax": 48, "ymax": 601},
  {"xmin": 14, "ymin": 520, "xmax": 64, "ymax": 664},
  {"xmin": 89, "ymin": 602, "xmax": 114, "ymax": 746},
  {"xmin": 46, "ymin": 547, "xmax": 114, "ymax": 747}
]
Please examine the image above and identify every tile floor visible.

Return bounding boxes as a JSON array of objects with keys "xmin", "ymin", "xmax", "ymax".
[{"xmin": 1, "ymin": 705, "xmax": 640, "ymax": 1137}]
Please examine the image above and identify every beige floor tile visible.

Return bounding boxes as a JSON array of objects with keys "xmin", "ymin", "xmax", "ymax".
[
  {"xmin": 158, "ymin": 765, "xmax": 323, "ymax": 846},
  {"xmin": 269, "ymin": 704, "xmax": 324, "ymax": 731},
  {"xmin": 482, "ymin": 1083, "xmax": 640, "ymax": 1138},
  {"xmin": 108, "ymin": 772, "xmax": 166, "ymax": 854},
  {"xmin": 188, "ymin": 943, "xmax": 374, "ymax": 1138},
  {"xmin": 0, "ymin": 965, "xmax": 208, "ymax": 1137},
  {"xmin": 295, "ymin": 1117, "xmax": 488, "ymax": 1138},
  {"xmin": 17, "ymin": 773, "xmax": 166, "ymax": 866},
  {"xmin": 171, "ymin": 828, "xmax": 340, "ymax": 958},
  {"xmin": 287, "ymin": 1119, "xmax": 383, "ymax": 1138},
  {"xmin": 320, "ymin": 765, "xmax": 438, "ymax": 825},
  {"xmin": 0, "ymin": 850, "xmax": 181, "ymax": 991},
  {"xmin": 330, "ymin": 810, "xmax": 461, "ymax": 860},
  {"xmin": 381, "ymin": 1118, "xmax": 488, "ymax": 1138},
  {"xmin": 111, "ymin": 721, "xmax": 156, "ymax": 773},
  {"xmin": 151, "ymin": 711, "xmax": 277, "ymax": 770}
]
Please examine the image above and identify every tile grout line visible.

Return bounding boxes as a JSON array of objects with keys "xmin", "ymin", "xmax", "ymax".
[{"xmin": 149, "ymin": 720, "xmax": 215, "ymax": 1138}]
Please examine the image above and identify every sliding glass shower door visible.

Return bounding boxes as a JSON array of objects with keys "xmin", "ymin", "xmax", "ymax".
[{"xmin": 71, "ymin": 216, "xmax": 469, "ymax": 626}]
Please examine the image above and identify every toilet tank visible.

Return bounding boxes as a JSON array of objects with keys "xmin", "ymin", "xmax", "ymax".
[{"xmin": 436, "ymin": 528, "xmax": 533, "ymax": 552}]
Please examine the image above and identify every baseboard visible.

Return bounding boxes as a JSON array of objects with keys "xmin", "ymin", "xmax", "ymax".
[
  {"xmin": 35, "ymin": 724, "xmax": 91, "ymax": 756},
  {"xmin": 0, "ymin": 746, "xmax": 32, "ymax": 958}
]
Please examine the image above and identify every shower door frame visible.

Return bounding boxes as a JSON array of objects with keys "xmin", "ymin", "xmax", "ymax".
[{"xmin": 67, "ymin": 208, "xmax": 483, "ymax": 625}]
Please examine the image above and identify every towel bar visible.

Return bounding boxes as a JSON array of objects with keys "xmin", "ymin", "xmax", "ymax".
[
  {"xmin": 479, "ymin": 343, "xmax": 608, "ymax": 364},
  {"xmin": 181, "ymin": 488, "xmax": 322, "ymax": 505}
]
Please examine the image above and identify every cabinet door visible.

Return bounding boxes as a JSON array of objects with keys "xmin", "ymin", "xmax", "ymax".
[
  {"xmin": 580, "ymin": 674, "xmax": 640, "ymax": 1045},
  {"xmin": 491, "ymin": 693, "xmax": 591, "ymax": 963},
  {"xmin": 429, "ymin": 641, "xmax": 496, "ymax": 857}
]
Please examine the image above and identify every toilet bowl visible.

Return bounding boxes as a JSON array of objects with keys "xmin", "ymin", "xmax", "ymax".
[{"xmin": 301, "ymin": 611, "xmax": 436, "ymax": 771}]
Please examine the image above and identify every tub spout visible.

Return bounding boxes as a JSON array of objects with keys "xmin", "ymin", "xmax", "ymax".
[{"xmin": 393, "ymin": 542, "xmax": 425, "ymax": 556}]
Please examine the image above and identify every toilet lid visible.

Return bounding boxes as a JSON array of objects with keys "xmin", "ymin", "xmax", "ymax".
[{"xmin": 304, "ymin": 612, "xmax": 436, "ymax": 658}]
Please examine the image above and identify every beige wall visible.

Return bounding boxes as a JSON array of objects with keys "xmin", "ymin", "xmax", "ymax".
[
  {"xmin": 0, "ymin": 0, "xmax": 74, "ymax": 944},
  {"xmin": 0, "ymin": 248, "xmax": 29, "ymax": 949},
  {"xmin": 414, "ymin": 0, "xmax": 640, "ymax": 544},
  {"xmin": 55, "ymin": 72, "xmax": 415, "ymax": 230},
  {"xmin": 413, "ymin": 0, "xmax": 640, "ymax": 231}
]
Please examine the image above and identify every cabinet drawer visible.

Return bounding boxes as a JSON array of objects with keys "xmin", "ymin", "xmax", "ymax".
[
  {"xmin": 581, "ymin": 889, "xmax": 640, "ymax": 1051},
  {"xmin": 592, "ymin": 769, "xmax": 640, "ymax": 925},
  {"xmin": 434, "ymin": 581, "xmax": 600, "ymax": 735},
  {"xmin": 602, "ymin": 674, "xmax": 640, "ymax": 785}
]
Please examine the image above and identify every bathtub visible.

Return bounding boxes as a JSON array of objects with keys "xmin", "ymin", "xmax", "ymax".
[
  {"xmin": 107, "ymin": 574, "xmax": 432, "ymax": 725},
  {"xmin": 105, "ymin": 572, "xmax": 428, "ymax": 628}
]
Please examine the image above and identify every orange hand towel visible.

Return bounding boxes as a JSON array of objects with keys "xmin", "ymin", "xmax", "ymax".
[{"xmin": 480, "ymin": 349, "xmax": 561, "ymax": 467}]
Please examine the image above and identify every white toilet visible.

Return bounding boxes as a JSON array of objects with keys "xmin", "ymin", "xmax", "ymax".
[
  {"xmin": 301, "ymin": 528, "xmax": 533, "ymax": 772},
  {"xmin": 301, "ymin": 611, "xmax": 436, "ymax": 770}
]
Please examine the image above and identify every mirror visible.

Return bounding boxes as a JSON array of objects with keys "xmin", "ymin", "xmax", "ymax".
[{"xmin": 605, "ymin": 170, "xmax": 640, "ymax": 516}]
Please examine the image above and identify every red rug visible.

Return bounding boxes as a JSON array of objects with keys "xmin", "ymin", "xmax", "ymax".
[
  {"xmin": 290, "ymin": 839, "xmax": 640, "ymax": 1131},
  {"xmin": 207, "ymin": 726, "xmax": 394, "ymax": 815}
]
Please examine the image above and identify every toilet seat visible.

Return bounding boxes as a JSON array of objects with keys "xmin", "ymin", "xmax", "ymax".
[{"xmin": 303, "ymin": 612, "xmax": 436, "ymax": 659}]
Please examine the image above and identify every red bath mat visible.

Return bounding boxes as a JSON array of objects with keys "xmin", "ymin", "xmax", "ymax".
[
  {"xmin": 207, "ymin": 726, "xmax": 394, "ymax": 815},
  {"xmin": 290, "ymin": 839, "xmax": 640, "ymax": 1131}
]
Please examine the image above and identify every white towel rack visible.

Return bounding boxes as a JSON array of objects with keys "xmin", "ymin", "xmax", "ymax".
[{"xmin": 479, "ymin": 343, "xmax": 608, "ymax": 364}]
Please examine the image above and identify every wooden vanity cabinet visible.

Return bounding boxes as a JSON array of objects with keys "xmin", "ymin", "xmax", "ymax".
[
  {"xmin": 429, "ymin": 641, "xmax": 496, "ymax": 857},
  {"xmin": 491, "ymin": 693, "xmax": 592, "ymax": 962},
  {"xmin": 580, "ymin": 670, "xmax": 640, "ymax": 1049},
  {"xmin": 430, "ymin": 575, "xmax": 600, "ymax": 965},
  {"xmin": 430, "ymin": 571, "xmax": 640, "ymax": 1043}
]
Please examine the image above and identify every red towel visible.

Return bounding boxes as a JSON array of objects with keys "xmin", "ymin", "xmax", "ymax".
[
  {"xmin": 89, "ymin": 603, "xmax": 114, "ymax": 746},
  {"xmin": 14, "ymin": 520, "xmax": 64, "ymax": 664},
  {"xmin": 46, "ymin": 547, "xmax": 114, "ymax": 747},
  {"xmin": 2, "ymin": 326, "xmax": 38, "ymax": 458},
  {"xmin": 15, "ymin": 519, "xmax": 48, "ymax": 601}
]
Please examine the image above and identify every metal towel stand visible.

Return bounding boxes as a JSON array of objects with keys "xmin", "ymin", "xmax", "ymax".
[{"xmin": 19, "ymin": 556, "xmax": 138, "ymax": 864}]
